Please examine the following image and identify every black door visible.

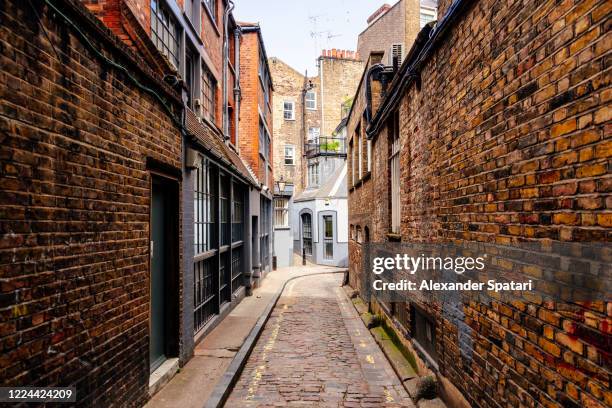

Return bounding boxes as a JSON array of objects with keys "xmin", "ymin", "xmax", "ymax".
[{"xmin": 150, "ymin": 177, "xmax": 179, "ymax": 372}]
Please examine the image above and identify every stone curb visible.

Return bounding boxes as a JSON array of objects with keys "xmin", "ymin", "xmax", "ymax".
[{"xmin": 203, "ymin": 270, "xmax": 348, "ymax": 408}]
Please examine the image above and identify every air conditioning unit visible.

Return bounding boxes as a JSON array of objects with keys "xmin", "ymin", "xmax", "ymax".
[{"xmin": 388, "ymin": 43, "xmax": 404, "ymax": 67}]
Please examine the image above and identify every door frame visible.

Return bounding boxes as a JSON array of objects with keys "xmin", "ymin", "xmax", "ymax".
[{"xmin": 149, "ymin": 172, "xmax": 180, "ymax": 372}]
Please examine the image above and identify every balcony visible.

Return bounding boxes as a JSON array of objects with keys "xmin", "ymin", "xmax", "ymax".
[{"xmin": 305, "ymin": 137, "xmax": 347, "ymax": 158}]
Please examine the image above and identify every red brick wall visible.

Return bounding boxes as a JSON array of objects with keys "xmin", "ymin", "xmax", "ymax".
[
  {"xmin": 352, "ymin": 0, "xmax": 611, "ymax": 407},
  {"xmin": 0, "ymin": 1, "xmax": 183, "ymax": 405},
  {"xmin": 238, "ymin": 30, "xmax": 274, "ymax": 189}
]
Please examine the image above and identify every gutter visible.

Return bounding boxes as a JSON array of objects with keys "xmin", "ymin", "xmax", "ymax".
[
  {"xmin": 366, "ymin": 0, "xmax": 471, "ymax": 138},
  {"xmin": 234, "ymin": 26, "xmax": 241, "ymax": 150}
]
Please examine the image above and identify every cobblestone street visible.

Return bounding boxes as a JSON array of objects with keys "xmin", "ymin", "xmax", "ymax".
[{"xmin": 225, "ymin": 274, "xmax": 413, "ymax": 407}]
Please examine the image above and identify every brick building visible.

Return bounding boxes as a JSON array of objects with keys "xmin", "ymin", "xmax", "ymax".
[
  {"xmin": 0, "ymin": 0, "xmax": 184, "ymax": 405},
  {"xmin": 0, "ymin": 0, "xmax": 269, "ymax": 404},
  {"xmin": 270, "ymin": 52, "xmax": 362, "ymax": 267},
  {"xmin": 237, "ymin": 22, "xmax": 274, "ymax": 281},
  {"xmin": 357, "ymin": 0, "xmax": 437, "ymax": 70},
  {"xmin": 348, "ymin": 0, "xmax": 611, "ymax": 407}
]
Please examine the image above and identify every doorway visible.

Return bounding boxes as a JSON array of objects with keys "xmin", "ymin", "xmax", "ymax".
[
  {"xmin": 150, "ymin": 176, "xmax": 179, "ymax": 373},
  {"xmin": 301, "ymin": 213, "xmax": 312, "ymax": 257}
]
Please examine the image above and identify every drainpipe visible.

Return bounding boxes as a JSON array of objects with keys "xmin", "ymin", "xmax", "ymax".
[
  {"xmin": 222, "ymin": 0, "xmax": 235, "ymax": 141},
  {"xmin": 319, "ymin": 57, "xmax": 324, "ymax": 137},
  {"xmin": 234, "ymin": 26, "xmax": 241, "ymax": 149}
]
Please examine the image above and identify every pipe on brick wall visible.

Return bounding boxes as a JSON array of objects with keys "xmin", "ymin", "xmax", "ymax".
[
  {"xmin": 222, "ymin": 0, "xmax": 235, "ymax": 141},
  {"xmin": 234, "ymin": 26, "xmax": 241, "ymax": 150},
  {"xmin": 364, "ymin": 63, "xmax": 385, "ymax": 125}
]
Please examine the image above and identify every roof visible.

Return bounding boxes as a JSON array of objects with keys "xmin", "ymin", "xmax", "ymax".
[
  {"xmin": 294, "ymin": 164, "xmax": 347, "ymax": 202},
  {"xmin": 334, "ymin": 117, "xmax": 348, "ymax": 134},
  {"xmin": 185, "ymin": 109, "xmax": 258, "ymax": 186}
]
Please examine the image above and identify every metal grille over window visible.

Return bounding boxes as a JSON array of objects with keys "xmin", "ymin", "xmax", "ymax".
[
  {"xmin": 194, "ymin": 255, "xmax": 216, "ymax": 332},
  {"xmin": 231, "ymin": 250, "xmax": 243, "ymax": 294},
  {"xmin": 232, "ymin": 182, "xmax": 243, "ymax": 242},
  {"xmin": 220, "ymin": 176, "xmax": 230, "ymax": 246},
  {"xmin": 194, "ymin": 158, "xmax": 215, "ymax": 254},
  {"xmin": 219, "ymin": 252, "xmax": 230, "ymax": 304},
  {"xmin": 274, "ymin": 198, "xmax": 289, "ymax": 227},
  {"xmin": 302, "ymin": 213, "xmax": 313, "ymax": 256},
  {"xmin": 150, "ymin": 0, "xmax": 180, "ymax": 70}
]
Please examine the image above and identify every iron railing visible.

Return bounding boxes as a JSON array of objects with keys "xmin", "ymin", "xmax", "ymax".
[{"xmin": 305, "ymin": 137, "xmax": 347, "ymax": 158}]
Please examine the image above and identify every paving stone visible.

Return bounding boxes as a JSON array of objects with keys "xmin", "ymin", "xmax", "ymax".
[{"xmin": 225, "ymin": 274, "xmax": 415, "ymax": 407}]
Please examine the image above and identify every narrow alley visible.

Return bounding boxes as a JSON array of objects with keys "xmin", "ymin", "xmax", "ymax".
[{"xmin": 225, "ymin": 274, "xmax": 413, "ymax": 407}]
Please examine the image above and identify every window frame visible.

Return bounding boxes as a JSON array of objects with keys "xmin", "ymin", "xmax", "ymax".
[
  {"xmin": 283, "ymin": 101, "xmax": 295, "ymax": 120},
  {"xmin": 284, "ymin": 144, "xmax": 295, "ymax": 166},
  {"xmin": 150, "ymin": 0, "xmax": 181, "ymax": 71},
  {"xmin": 305, "ymin": 91, "xmax": 317, "ymax": 110},
  {"xmin": 201, "ymin": 62, "xmax": 217, "ymax": 123},
  {"xmin": 274, "ymin": 198, "xmax": 289, "ymax": 228},
  {"xmin": 203, "ymin": 0, "xmax": 217, "ymax": 23}
]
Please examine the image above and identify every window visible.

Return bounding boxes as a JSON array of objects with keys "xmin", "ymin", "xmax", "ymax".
[
  {"xmin": 350, "ymin": 139, "xmax": 355, "ymax": 186},
  {"xmin": 350, "ymin": 224, "xmax": 355, "ymax": 240},
  {"xmin": 283, "ymin": 101, "xmax": 295, "ymax": 120},
  {"xmin": 232, "ymin": 182, "xmax": 243, "ymax": 242},
  {"xmin": 305, "ymin": 91, "xmax": 316, "ymax": 110},
  {"xmin": 204, "ymin": 0, "xmax": 217, "ymax": 22},
  {"xmin": 260, "ymin": 197, "xmax": 271, "ymax": 269},
  {"xmin": 308, "ymin": 127, "xmax": 320, "ymax": 144},
  {"xmin": 367, "ymin": 139, "xmax": 372, "ymax": 172},
  {"xmin": 274, "ymin": 198, "xmax": 289, "ymax": 227},
  {"xmin": 185, "ymin": 49, "xmax": 196, "ymax": 109},
  {"xmin": 420, "ymin": 7, "xmax": 437, "ymax": 28},
  {"xmin": 356, "ymin": 122, "xmax": 362, "ymax": 179},
  {"xmin": 323, "ymin": 215, "xmax": 333, "ymax": 259},
  {"xmin": 150, "ymin": 0, "xmax": 180, "ymax": 70},
  {"xmin": 259, "ymin": 50, "xmax": 271, "ymax": 108},
  {"xmin": 259, "ymin": 121, "xmax": 270, "ymax": 160},
  {"xmin": 411, "ymin": 305, "xmax": 437, "ymax": 361},
  {"xmin": 194, "ymin": 157, "xmax": 216, "ymax": 254},
  {"xmin": 308, "ymin": 163, "xmax": 320, "ymax": 187},
  {"xmin": 220, "ymin": 175, "xmax": 230, "ymax": 246},
  {"xmin": 184, "ymin": 0, "xmax": 197, "ymax": 24},
  {"xmin": 284, "ymin": 145, "xmax": 295, "ymax": 165},
  {"xmin": 301, "ymin": 213, "xmax": 312, "ymax": 256},
  {"xmin": 390, "ymin": 110, "xmax": 401, "ymax": 234},
  {"xmin": 201, "ymin": 64, "xmax": 216, "ymax": 123},
  {"xmin": 356, "ymin": 226, "xmax": 362, "ymax": 243}
]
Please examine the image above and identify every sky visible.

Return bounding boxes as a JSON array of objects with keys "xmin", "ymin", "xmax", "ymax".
[{"xmin": 234, "ymin": 0, "xmax": 394, "ymax": 75}]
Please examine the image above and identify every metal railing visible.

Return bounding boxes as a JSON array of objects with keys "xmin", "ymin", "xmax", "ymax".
[{"xmin": 305, "ymin": 137, "xmax": 347, "ymax": 158}]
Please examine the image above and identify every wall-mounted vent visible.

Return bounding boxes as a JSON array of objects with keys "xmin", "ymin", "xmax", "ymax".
[{"xmin": 389, "ymin": 43, "xmax": 405, "ymax": 69}]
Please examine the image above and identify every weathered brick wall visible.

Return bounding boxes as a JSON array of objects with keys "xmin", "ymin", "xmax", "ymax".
[
  {"xmin": 269, "ymin": 57, "xmax": 306, "ymax": 193},
  {"xmin": 357, "ymin": 0, "xmax": 420, "ymax": 66},
  {"xmin": 238, "ymin": 30, "xmax": 274, "ymax": 190},
  {"xmin": 356, "ymin": 0, "xmax": 611, "ymax": 407},
  {"xmin": 0, "ymin": 1, "xmax": 183, "ymax": 406},
  {"xmin": 320, "ymin": 56, "xmax": 363, "ymax": 137},
  {"xmin": 238, "ymin": 31, "xmax": 261, "ymax": 177}
]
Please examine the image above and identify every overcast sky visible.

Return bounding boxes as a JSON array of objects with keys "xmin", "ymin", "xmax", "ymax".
[{"xmin": 234, "ymin": 0, "xmax": 393, "ymax": 75}]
